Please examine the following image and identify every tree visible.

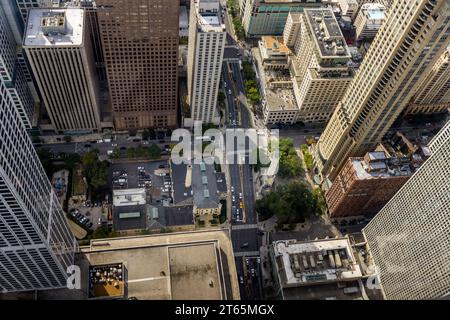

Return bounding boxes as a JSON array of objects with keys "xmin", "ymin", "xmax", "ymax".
[
  {"xmin": 278, "ymin": 138, "xmax": 304, "ymax": 178},
  {"xmin": 64, "ymin": 153, "xmax": 80, "ymax": 170},
  {"xmin": 63, "ymin": 135, "xmax": 72, "ymax": 143},
  {"xmin": 149, "ymin": 128, "xmax": 157, "ymax": 140},
  {"xmin": 218, "ymin": 91, "xmax": 226, "ymax": 105},
  {"xmin": 142, "ymin": 129, "xmax": 150, "ymax": 141},
  {"xmin": 81, "ymin": 150, "xmax": 108, "ymax": 192},
  {"xmin": 147, "ymin": 144, "xmax": 161, "ymax": 159},
  {"xmin": 256, "ymin": 182, "xmax": 318, "ymax": 223}
]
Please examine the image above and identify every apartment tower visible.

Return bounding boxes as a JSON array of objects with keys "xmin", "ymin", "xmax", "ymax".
[
  {"xmin": 362, "ymin": 120, "xmax": 450, "ymax": 300},
  {"xmin": 406, "ymin": 45, "xmax": 450, "ymax": 114},
  {"xmin": 96, "ymin": 0, "xmax": 179, "ymax": 130},
  {"xmin": 314, "ymin": 0, "xmax": 450, "ymax": 181},
  {"xmin": 187, "ymin": 0, "xmax": 226, "ymax": 125},
  {"xmin": 290, "ymin": 9, "xmax": 354, "ymax": 124}
]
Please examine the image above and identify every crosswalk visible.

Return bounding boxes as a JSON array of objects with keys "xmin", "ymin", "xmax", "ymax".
[
  {"xmin": 231, "ymin": 224, "xmax": 258, "ymax": 230},
  {"xmin": 234, "ymin": 251, "xmax": 260, "ymax": 257}
]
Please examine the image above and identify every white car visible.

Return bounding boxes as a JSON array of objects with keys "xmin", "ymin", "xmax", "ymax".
[
  {"xmin": 224, "ymin": 81, "xmax": 227, "ymax": 87},
  {"xmin": 228, "ymin": 89, "xmax": 232, "ymax": 95}
]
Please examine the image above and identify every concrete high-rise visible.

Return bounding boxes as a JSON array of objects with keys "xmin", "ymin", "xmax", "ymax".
[
  {"xmin": 24, "ymin": 8, "xmax": 102, "ymax": 134},
  {"xmin": 362, "ymin": 120, "xmax": 450, "ymax": 300},
  {"xmin": 96, "ymin": 0, "xmax": 179, "ymax": 130},
  {"xmin": 187, "ymin": 0, "xmax": 225, "ymax": 125},
  {"xmin": 406, "ymin": 45, "xmax": 450, "ymax": 115},
  {"xmin": 354, "ymin": 3, "xmax": 386, "ymax": 40},
  {"xmin": 0, "ymin": 13, "xmax": 77, "ymax": 291},
  {"xmin": 290, "ymin": 9, "xmax": 353, "ymax": 124},
  {"xmin": 314, "ymin": 0, "xmax": 450, "ymax": 181},
  {"xmin": 0, "ymin": 2, "xmax": 35, "ymax": 129}
]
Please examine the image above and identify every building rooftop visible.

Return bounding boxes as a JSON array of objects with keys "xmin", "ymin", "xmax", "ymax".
[
  {"xmin": 113, "ymin": 188, "xmax": 146, "ymax": 207},
  {"xmin": 360, "ymin": 3, "xmax": 386, "ymax": 21},
  {"xmin": 261, "ymin": 36, "xmax": 291, "ymax": 55},
  {"xmin": 272, "ymin": 237, "xmax": 362, "ymax": 287},
  {"xmin": 265, "ymin": 88, "xmax": 298, "ymax": 112},
  {"xmin": 113, "ymin": 204, "xmax": 147, "ymax": 231},
  {"xmin": 195, "ymin": 0, "xmax": 225, "ymax": 32},
  {"xmin": 305, "ymin": 8, "xmax": 351, "ymax": 60},
  {"xmin": 179, "ymin": 6, "xmax": 189, "ymax": 29},
  {"xmin": 79, "ymin": 230, "xmax": 240, "ymax": 300},
  {"xmin": 192, "ymin": 161, "xmax": 220, "ymax": 209},
  {"xmin": 24, "ymin": 8, "xmax": 84, "ymax": 46},
  {"xmin": 351, "ymin": 151, "xmax": 414, "ymax": 180}
]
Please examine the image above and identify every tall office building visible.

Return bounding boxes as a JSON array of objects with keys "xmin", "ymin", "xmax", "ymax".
[
  {"xmin": 362, "ymin": 120, "xmax": 450, "ymax": 300},
  {"xmin": 23, "ymin": 8, "xmax": 102, "ymax": 134},
  {"xmin": 314, "ymin": 0, "xmax": 450, "ymax": 181},
  {"xmin": 406, "ymin": 45, "xmax": 450, "ymax": 114},
  {"xmin": 0, "ymin": 3, "xmax": 35, "ymax": 129},
  {"xmin": 240, "ymin": 0, "xmax": 322, "ymax": 37},
  {"xmin": 187, "ymin": 0, "xmax": 225, "ymax": 125},
  {"xmin": 96, "ymin": 0, "xmax": 179, "ymax": 130},
  {"xmin": 354, "ymin": 3, "xmax": 386, "ymax": 40},
  {"xmin": 290, "ymin": 9, "xmax": 353, "ymax": 124},
  {"xmin": 0, "ymin": 15, "xmax": 77, "ymax": 292}
]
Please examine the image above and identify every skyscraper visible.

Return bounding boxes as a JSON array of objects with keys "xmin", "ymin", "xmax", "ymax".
[
  {"xmin": 187, "ymin": 0, "xmax": 225, "ymax": 125},
  {"xmin": 0, "ymin": 3, "xmax": 35, "ymax": 129},
  {"xmin": 290, "ymin": 9, "xmax": 354, "ymax": 124},
  {"xmin": 0, "ymin": 14, "xmax": 77, "ymax": 292},
  {"xmin": 314, "ymin": 0, "xmax": 450, "ymax": 181},
  {"xmin": 406, "ymin": 45, "xmax": 450, "ymax": 115},
  {"xmin": 362, "ymin": 120, "xmax": 450, "ymax": 300},
  {"xmin": 96, "ymin": 0, "xmax": 179, "ymax": 130},
  {"xmin": 23, "ymin": 8, "xmax": 102, "ymax": 134}
]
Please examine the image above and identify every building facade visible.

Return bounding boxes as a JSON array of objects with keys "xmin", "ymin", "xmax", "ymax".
[
  {"xmin": 406, "ymin": 45, "xmax": 450, "ymax": 115},
  {"xmin": 291, "ymin": 9, "xmax": 353, "ymax": 124},
  {"xmin": 362, "ymin": 121, "xmax": 450, "ymax": 300},
  {"xmin": 24, "ymin": 8, "xmax": 102, "ymax": 134},
  {"xmin": 325, "ymin": 151, "xmax": 411, "ymax": 218},
  {"xmin": 241, "ymin": 0, "xmax": 322, "ymax": 37},
  {"xmin": 187, "ymin": 0, "xmax": 225, "ymax": 125},
  {"xmin": 0, "ymin": 3, "xmax": 35, "ymax": 130},
  {"xmin": 314, "ymin": 0, "xmax": 450, "ymax": 181},
  {"xmin": 96, "ymin": 0, "xmax": 179, "ymax": 130},
  {"xmin": 0, "ymin": 25, "xmax": 77, "ymax": 291}
]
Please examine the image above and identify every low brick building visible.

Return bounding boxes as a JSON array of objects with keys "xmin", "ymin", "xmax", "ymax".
[{"xmin": 325, "ymin": 151, "xmax": 412, "ymax": 218}]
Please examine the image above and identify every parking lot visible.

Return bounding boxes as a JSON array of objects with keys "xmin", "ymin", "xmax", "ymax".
[
  {"xmin": 110, "ymin": 160, "xmax": 172, "ymax": 205},
  {"xmin": 68, "ymin": 200, "xmax": 105, "ymax": 232}
]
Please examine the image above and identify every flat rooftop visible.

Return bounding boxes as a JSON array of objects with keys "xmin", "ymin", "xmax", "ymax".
[
  {"xmin": 273, "ymin": 237, "xmax": 362, "ymax": 287},
  {"xmin": 351, "ymin": 151, "xmax": 414, "ymax": 180},
  {"xmin": 360, "ymin": 3, "xmax": 386, "ymax": 21},
  {"xmin": 266, "ymin": 88, "xmax": 298, "ymax": 112},
  {"xmin": 305, "ymin": 8, "xmax": 351, "ymax": 59},
  {"xmin": 24, "ymin": 8, "xmax": 84, "ymax": 46},
  {"xmin": 113, "ymin": 188, "xmax": 146, "ymax": 206},
  {"xmin": 79, "ymin": 229, "xmax": 240, "ymax": 300},
  {"xmin": 261, "ymin": 36, "xmax": 290, "ymax": 55},
  {"xmin": 195, "ymin": 0, "xmax": 225, "ymax": 32}
]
